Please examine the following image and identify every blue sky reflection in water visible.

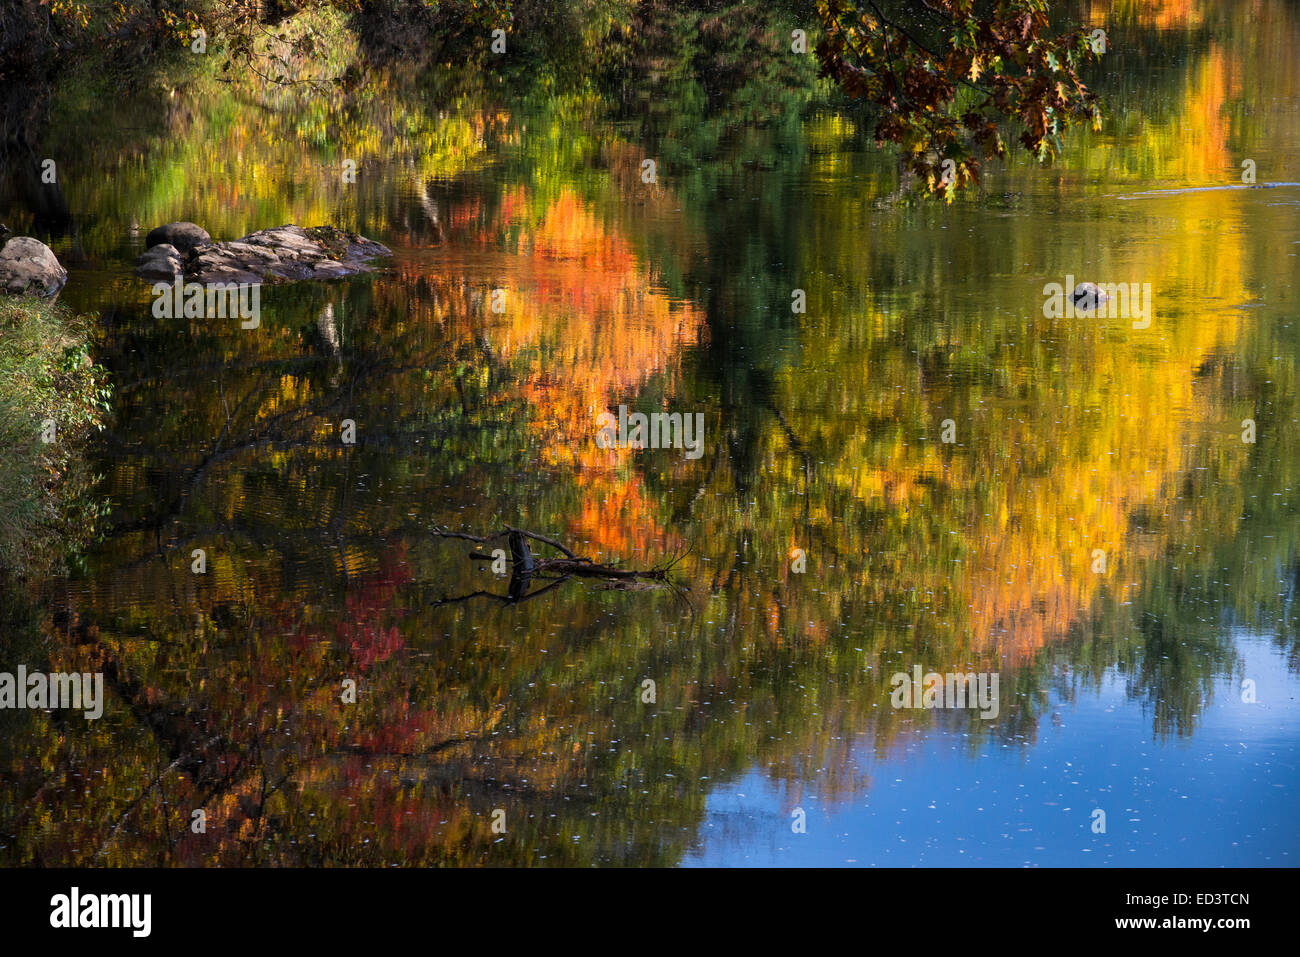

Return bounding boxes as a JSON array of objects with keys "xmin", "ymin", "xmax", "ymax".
[{"xmin": 685, "ymin": 634, "xmax": 1299, "ymax": 867}]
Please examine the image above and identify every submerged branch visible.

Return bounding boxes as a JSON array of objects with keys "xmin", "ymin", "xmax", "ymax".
[{"xmin": 430, "ymin": 524, "xmax": 680, "ymax": 604}]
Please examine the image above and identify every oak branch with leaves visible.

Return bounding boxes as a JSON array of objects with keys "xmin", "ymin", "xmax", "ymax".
[{"xmin": 814, "ymin": 0, "xmax": 1104, "ymax": 199}]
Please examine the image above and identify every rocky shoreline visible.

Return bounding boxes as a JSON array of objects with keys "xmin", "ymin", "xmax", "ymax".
[
  {"xmin": 0, "ymin": 222, "xmax": 391, "ymax": 300},
  {"xmin": 134, "ymin": 223, "xmax": 392, "ymax": 285}
]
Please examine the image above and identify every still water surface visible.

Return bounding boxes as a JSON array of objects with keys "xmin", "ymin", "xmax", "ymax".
[{"xmin": 2, "ymin": 0, "xmax": 1298, "ymax": 866}]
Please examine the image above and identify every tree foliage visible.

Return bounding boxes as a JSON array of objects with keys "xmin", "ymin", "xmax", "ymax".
[{"xmin": 814, "ymin": 0, "xmax": 1104, "ymax": 197}]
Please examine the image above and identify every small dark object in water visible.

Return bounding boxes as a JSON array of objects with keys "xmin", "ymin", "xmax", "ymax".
[
  {"xmin": 508, "ymin": 529, "xmax": 535, "ymax": 575},
  {"xmin": 433, "ymin": 524, "xmax": 680, "ymax": 607},
  {"xmin": 1072, "ymin": 281, "xmax": 1108, "ymax": 312}
]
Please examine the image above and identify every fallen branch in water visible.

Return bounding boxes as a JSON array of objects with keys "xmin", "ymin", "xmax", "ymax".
[
  {"xmin": 430, "ymin": 523, "xmax": 577, "ymax": 558},
  {"xmin": 430, "ymin": 525, "xmax": 683, "ymax": 604}
]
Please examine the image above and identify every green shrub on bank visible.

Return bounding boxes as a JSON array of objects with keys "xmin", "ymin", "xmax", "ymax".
[{"xmin": 0, "ymin": 296, "xmax": 112, "ymax": 580}]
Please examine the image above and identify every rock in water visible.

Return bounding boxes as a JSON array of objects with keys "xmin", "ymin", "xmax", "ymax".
[
  {"xmin": 136, "ymin": 224, "xmax": 392, "ymax": 285},
  {"xmin": 0, "ymin": 236, "xmax": 68, "ymax": 297},
  {"xmin": 1072, "ymin": 281, "xmax": 1109, "ymax": 313},
  {"xmin": 145, "ymin": 222, "xmax": 211, "ymax": 254},
  {"xmin": 135, "ymin": 243, "xmax": 184, "ymax": 281}
]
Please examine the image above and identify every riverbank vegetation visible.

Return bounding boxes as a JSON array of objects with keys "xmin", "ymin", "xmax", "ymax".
[{"xmin": 0, "ymin": 296, "xmax": 112, "ymax": 582}]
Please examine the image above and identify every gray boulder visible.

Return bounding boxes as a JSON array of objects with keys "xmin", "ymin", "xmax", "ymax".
[
  {"xmin": 135, "ymin": 243, "xmax": 184, "ymax": 281},
  {"xmin": 145, "ymin": 221, "xmax": 211, "ymax": 254},
  {"xmin": 135, "ymin": 224, "xmax": 391, "ymax": 285},
  {"xmin": 0, "ymin": 236, "xmax": 68, "ymax": 297}
]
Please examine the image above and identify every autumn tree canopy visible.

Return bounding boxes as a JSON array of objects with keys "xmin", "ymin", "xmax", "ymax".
[{"xmin": 814, "ymin": 0, "xmax": 1104, "ymax": 197}]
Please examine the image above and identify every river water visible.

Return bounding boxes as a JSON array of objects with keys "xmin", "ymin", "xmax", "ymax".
[{"xmin": 1, "ymin": 0, "xmax": 1297, "ymax": 866}]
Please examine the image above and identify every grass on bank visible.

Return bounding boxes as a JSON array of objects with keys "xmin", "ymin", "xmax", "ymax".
[{"xmin": 0, "ymin": 295, "xmax": 112, "ymax": 580}]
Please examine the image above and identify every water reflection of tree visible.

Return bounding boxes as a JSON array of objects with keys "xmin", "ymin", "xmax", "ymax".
[{"xmin": 7, "ymin": 0, "xmax": 1300, "ymax": 864}]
